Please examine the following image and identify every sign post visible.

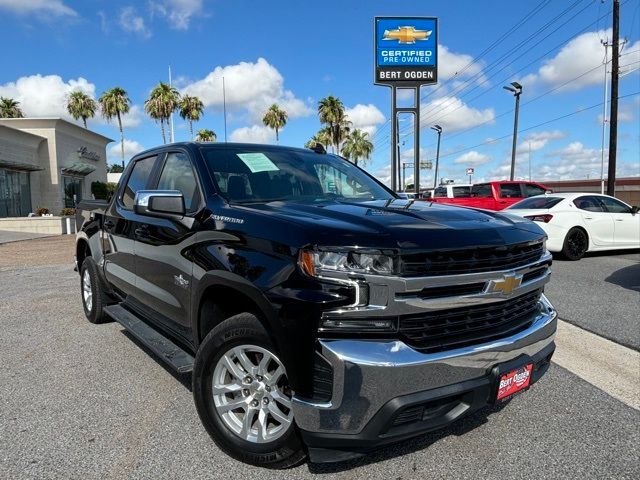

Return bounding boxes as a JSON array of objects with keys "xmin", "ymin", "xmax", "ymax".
[
  {"xmin": 466, "ymin": 167, "xmax": 474, "ymax": 184},
  {"xmin": 374, "ymin": 17, "xmax": 438, "ymax": 195}
]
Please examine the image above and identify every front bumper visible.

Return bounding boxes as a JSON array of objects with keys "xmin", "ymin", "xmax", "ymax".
[{"xmin": 291, "ymin": 294, "xmax": 557, "ymax": 462}]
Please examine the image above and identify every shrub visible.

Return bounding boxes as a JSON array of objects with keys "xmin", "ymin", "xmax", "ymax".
[
  {"xmin": 59, "ymin": 208, "xmax": 76, "ymax": 216},
  {"xmin": 35, "ymin": 207, "xmax": 50, "ymax": 216},
  {"xmin": 91, "ymin": 181, "xmax": 109, "ymax": 200},
  {"xmin": 106, "ymin": 182, "xmax": 118, "ymax": 194}
]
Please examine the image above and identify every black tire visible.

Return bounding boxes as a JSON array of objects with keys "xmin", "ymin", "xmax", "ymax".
[
  {"xmin": 561, "ymin": 227, "xmax": 589, "ymax": 260},
  {"xmin": 193, "ymin": 312, "xmax": 306, "ymax": 469},
  {"xmin": 80, "ymin": 257, "xmax": 111, "ymax": 324}
]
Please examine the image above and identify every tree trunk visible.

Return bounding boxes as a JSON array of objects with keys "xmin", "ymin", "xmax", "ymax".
[
  {"xmin": 275, "ymin": 126, "xmax": 279, "ymax": 143},
  {"xmin": 117, "ymin": 111, "xmax": 125, "ymax": 168},
  {"xmin": 189, "ymin": 120, "xmax": 194, "ymax": 141},
  {"xmin": 83, "ymin": 117, "xmax": 87, "ymax": 129},
  {"xmin": 160, "ymin": 119, "xmax": 166, "ymax": 144}
]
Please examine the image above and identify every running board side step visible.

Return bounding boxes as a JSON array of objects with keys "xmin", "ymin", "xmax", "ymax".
[{"xmin": 104, "ymin": 304, "xmax": 194, "ymax": 373}]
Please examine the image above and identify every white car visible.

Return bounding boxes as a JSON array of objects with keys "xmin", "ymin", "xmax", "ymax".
[{"xmin": 507, "ymin": 192, "xmax": 640, "ymax": 260}]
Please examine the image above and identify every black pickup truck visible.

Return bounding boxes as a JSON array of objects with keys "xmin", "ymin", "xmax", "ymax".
[{"xmin": 75, "ymin": 142, "xmax": 557, "ymax": 468}]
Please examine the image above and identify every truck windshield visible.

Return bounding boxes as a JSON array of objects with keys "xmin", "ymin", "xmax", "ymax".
[{"xmin": 200, "ymin": 146, "xmax": 394, "ymax": 203}]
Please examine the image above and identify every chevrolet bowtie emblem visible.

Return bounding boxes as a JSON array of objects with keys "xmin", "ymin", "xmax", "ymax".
[
  {"xmin": 487, "ymin": 273, "xmax": 523, "ymax": 295},
  {"xmin": 383, "ymin": 26, "xmax": 432, "ymax": 44}
]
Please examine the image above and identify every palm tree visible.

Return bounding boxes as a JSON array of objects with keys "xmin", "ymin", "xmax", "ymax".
[
  {"xmin": 179, "ymin": 95, "xmax": 204, "ymax": 140},
  {"xmin": 195, "ymin": 129, "xmax": 217, "ymax": 142},
  {"xmin": 317, "ymin": 95, "xmax": 351, "ymax": 154},
  {"xmin": 262, "ymin": 104, "xmax": 288, "ymax": 142},
  {"xmin": 0, "ymin": 97, "xmax": 24, "ymax": 118},
  {"xmin": 99, "ymin": 87, "xmax": 131, "ymax": 168},
  {"xmin": 342, "ymin": 129, "xmax": 374, "ymax": 166},
  {"xmin": 144, "ymin": 82, "xmax": 180, "ymax": 143},
  {"xmin": 66, "ymin": 91, "xmax": 97, "ymax": 128},
  {"xmin": 305, "ymin": 126, "xmax": 332, "ymax": 149}
]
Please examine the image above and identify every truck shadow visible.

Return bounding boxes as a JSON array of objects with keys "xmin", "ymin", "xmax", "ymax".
[
  {"xmin": 605, "ymin": 263, "xmax": 640, "ymax": 292},
  {"xmin": 120, "ymin": 330, "xmax": 193, "ymax": 391},
  {"xmin": 307, "ymin": 402, "xmax": 509, "ymax": 474}
]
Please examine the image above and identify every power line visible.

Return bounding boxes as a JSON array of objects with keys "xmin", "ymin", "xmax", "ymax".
[{"xmin": 434, "ymin": 91, "xmax": 639, "ymax": 162}]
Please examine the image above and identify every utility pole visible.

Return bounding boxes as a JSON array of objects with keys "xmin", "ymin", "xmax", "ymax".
[
  {"xmin": 528, "ymin": 141, "xmax": 532, "ymax": 181},
  {"xmin": 503, "ymin": 82, "xmax": 523, "ymax": 181},
  {"xmin": 396, "ymin": 121, "xmax": 401, "ymax": 189},
  {"xmin": 607, "ymin": 0, "xmax": 620, "ymax": 197},
  {"xmin": 600, "ymin": 39, "xmax": 610, "ymax": 195},
  {"xmin": 222, "ymin": 76, "xmax": 228, "ymax": 143}
]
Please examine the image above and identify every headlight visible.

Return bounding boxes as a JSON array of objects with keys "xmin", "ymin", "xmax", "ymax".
[{"xmin": 299, "ymin": 250, "xmax": 394, "ymax": 276}]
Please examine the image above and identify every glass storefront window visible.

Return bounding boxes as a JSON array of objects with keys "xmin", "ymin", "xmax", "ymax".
[
  {"xmin": 62, "ymin": 175, "xmax": 83, "ymax": 208},
  {"xmin": 0, "ymin": 168, "xmax": 32, "ymax": 218}
]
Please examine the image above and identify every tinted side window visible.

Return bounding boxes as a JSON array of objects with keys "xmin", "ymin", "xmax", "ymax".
[
  {"xmin": 574, "ymin": 196, "xmax": 605, "ymax": 212},
  {"xmin": 598, "ymin": 196, "xmax": 631, "ymax": 214},
  {"xmin": 433, "ymin": 187, "xmax": 447, "ymax": 197},
  {"xmin": 523, "ymin": 184, "xmax": 546, "ymax": 197},
  {"xmin": 121, "ymin": 156, "xmax": 157, "ymax": 208},
  {"xmin": 157, "ymin": 152, "xmax": 200, "ymax": 212},
  {"xmin": 472, "ymin": 184, "xmax": 492, "ymax": 198},
  {"xmin": 499, "ymin": 184, "xmax": 523, "ymax": 198},
  {"xmin": 452, "ymin": 186, "xmax": 471, "ymax": 198}
]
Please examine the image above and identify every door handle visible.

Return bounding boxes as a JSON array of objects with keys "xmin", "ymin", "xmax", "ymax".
[
  {"xmin": 584, "ymin": 216, "xmax": 593, "ymax": 220},
  {"xmin": 134, "ymin": 225, "xmax": 149, "ymax": 237},
  {"xmin": 103, "ymin": 220, "xmax": 115, "ymax": 229},
  {"xmin": 615, "ymin": 218, "xmax": 624, "ymax": 222}
]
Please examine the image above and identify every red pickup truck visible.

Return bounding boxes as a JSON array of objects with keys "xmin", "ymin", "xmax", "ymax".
[{"xmin": 429, "ymin": 181, "xmax": 550, "ymax": 210}]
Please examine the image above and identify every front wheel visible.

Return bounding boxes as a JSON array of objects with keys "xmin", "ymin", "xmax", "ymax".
[
  {"xmin": 561, "ymin": 227, "xmax": 588, "ymax": 260},
  {"xmin": 192, "ymin": 312, "xmax": 306, "ymax": 469},
  {"xmin": 80, "ymin": 257, "xmax": 111, "ymax": 324}
]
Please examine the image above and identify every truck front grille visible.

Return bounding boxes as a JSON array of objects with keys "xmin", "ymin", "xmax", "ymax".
[
  {"xmin": 400, "ymin": 241, "xmax": 544, "ymax": 277},
  {"xmin": 398, "ymin": 289, "xmax": 542, "ymax": 353}
]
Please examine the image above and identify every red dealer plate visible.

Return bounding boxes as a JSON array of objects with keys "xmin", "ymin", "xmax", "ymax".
[{"xmin": 496, "ymin": 364, "xmax": 533, "ymax": 401}]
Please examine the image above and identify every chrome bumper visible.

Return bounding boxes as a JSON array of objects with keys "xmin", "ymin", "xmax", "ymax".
[{"xmin": 292, "ymin": 294, "xmax": 557, "ymax": 435}]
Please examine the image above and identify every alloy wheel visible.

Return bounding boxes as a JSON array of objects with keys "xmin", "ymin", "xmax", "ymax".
[
  {"xmin": 82, "ymin": 269, "xmax": 93, "ymax": 312},
  {"xmin": 211, "ymin": 344, "xmax": 293, "ymax": 443}
]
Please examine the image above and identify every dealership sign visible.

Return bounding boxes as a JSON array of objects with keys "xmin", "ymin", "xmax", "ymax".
[{"xmin": 374, "ymin": 17, "xmax": 438, "ymax": 86}]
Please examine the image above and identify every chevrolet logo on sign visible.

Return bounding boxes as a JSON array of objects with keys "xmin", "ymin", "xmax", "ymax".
[
  {"xmin": 487, "ymin": 273, "xmax": 523, "ymax": 295},
  {"xmin": 383, "ymin": 26, "xmax": 432, "ymax": 44}
]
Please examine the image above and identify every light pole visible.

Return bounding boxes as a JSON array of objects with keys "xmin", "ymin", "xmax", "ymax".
[
  {"xmin": 503, "ymin": 82, "xmax": 523, "ymax": 181},
  {"xmin": 431, "ymin": 125, "xmax": 442, "ymax": 188}
]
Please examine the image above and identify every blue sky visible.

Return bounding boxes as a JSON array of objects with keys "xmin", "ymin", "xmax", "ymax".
[{"xmin": 1, "ymin": 0, "xmax": 638, "ymax": 186}]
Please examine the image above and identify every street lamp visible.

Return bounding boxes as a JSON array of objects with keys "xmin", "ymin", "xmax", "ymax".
[
  {"xmin": 431, "ymin": 125, "xmax": 442, "ymax": 188},
  {"xmin": 503, "ymin": 81, "xmax": 523, "ymax": 181}
]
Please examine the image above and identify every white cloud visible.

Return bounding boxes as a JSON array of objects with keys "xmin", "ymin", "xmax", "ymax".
[
  {"xmin": 598, "ymin": 103, "xmax": 635, "ymax": 124},
  {"xmin": 149, "ymin": 0, "xmax": 204, "ymax": 30},
  {"xmin": 108, "ymin": 139, "xmax": 145, "ymax": 162},
  {"xmin": 229, "ymin": 125, "xmax": 275, "ymax": 144},
  {"xmin": 181, "ymin": 58, "xmax": 312, "ymax": 121},
  {"xmin": 345, "ymin": 104, "xmax": 385, "ymax": 135},
  {"xmin": 373, "ymin": 164, "xmax": 392, "ymax": 187},
  {"xmin": 438, "ymin": 45, "xmax": 485, "ymax": 82},
  {"xmin": 0, "ymin": 0, "xmax": 76, "ymax": 17},
  {"xmin": 420, "ymin": 96, "xmax": 495, "ymax": 132},
  {"xmin": 119, "ymin": 6, "xmax": 151, "ymax": 38},
  {"xmin": 0, "ymin": 74, "xmax": 95, "ymax": 120},
  {"xmin": 519, "ymin": 130, "xmax": 566, "ymax": 151},
  {"xmin": 453, "ymin": 151, "xmax": 491, "ymax": 166},
  {"xmin": 522, "ymin": 30, "xmax": 639, "ymax": 91},
  {"xmin": 109, "ymin": 104, "xmax": 144, "ymax": 128}
]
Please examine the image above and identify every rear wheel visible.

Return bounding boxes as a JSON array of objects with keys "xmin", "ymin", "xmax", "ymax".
[
  {"xmin": 561, "ymin": 227, "xmax": 588, "ymax": 260},
  {"xmin": 192, "ymin": 312, "xmax": 305, "ymax": 469}
]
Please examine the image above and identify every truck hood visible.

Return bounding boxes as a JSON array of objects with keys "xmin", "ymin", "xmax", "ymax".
[{"xmin": 234, "ymin": 199, "xmax": 545, "ymax": 250}]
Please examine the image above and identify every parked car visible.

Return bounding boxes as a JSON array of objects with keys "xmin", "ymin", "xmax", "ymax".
[
  {"xmin": 75, "ymin": 143, "xmax": 556, "ymax": 467},
  {"xmin": 430, "ymin": 181, "xmax": 550, "ymax": 210},
  {"xmin": 431, "ymin": 184, "xmax": 473, "ymax": 199},
  {"xmin": 506, "ymin": 192, "xmax": 640, "ymax": 260}
]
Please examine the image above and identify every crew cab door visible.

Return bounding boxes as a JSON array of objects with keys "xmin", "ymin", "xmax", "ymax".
[
  {"xmin": 103, "ymin": 154, "xmax": 158, "ymax": 296},
  {"xmin": 573, "ymin": 195, "xmax": 614, "ymax": 246},
  {"xmin": 496, "ymin": 183, "xmax": 524, "ymax": 210},
  {"xmin": 131, "ymin": 150, "xmax": 203, "ymax": 342}
]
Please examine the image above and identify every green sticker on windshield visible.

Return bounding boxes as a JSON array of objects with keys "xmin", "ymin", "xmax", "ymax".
[{"xmin": 236, "ymin": 153, "xmax": 280, "ymax": 173}]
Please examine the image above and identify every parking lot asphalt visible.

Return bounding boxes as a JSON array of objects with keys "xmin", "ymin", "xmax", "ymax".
[
  {"xmin": 1, "ymin": 237, "xmax": 638, "ymax": 479},
  {"xmin": 545, "ymin": 250, "xmax": 640, "ymax": 351}
]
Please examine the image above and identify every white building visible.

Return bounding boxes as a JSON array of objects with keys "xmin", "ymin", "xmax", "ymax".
[{"xmin": 0, "ymin": 118, "xmax": 112, "ymax": 217}]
